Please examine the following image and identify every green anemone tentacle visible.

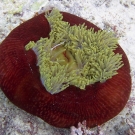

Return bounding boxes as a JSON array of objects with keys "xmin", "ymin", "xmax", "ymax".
[{"xmin": 25, "ymin": 9, "xmax": 123, "ymax": 94}]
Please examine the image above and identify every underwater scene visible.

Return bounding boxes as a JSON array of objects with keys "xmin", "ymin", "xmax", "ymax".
[{"xmin": 0, "ymin": 0, "xmax": 135, "ymax": 135}]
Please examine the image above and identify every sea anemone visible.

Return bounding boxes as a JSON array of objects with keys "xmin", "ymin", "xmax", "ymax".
[{"xmin": 0, "ymin": 9, "xmax": 131, "ymax": 128}]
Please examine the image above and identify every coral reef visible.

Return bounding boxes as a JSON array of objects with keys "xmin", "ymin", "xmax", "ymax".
[{"xmin": 70, "ymin": 121, "xmax": 104, "ymax": 135}]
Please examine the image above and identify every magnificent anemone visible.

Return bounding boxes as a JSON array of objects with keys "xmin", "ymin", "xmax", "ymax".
[{"xmin": 0, "ymin": 9, "xmax": 131, "ymax": 128}]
